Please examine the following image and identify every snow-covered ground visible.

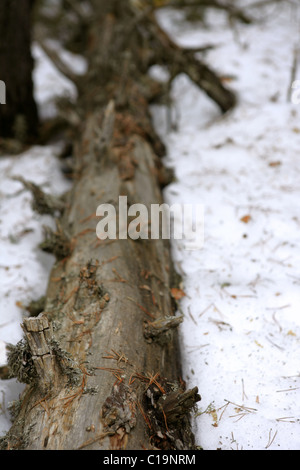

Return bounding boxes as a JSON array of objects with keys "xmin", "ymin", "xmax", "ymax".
[
  {"xmin": 0, "ymin": 2, "xmax": 300, "ymax": 450},
  {"xmin": 153, "ymin": 3, "xmax": 300, "ymax": 450}
]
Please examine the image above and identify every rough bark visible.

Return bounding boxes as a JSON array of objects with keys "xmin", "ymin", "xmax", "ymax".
[
  {"xmin": 3, "ymin": 120, "xmax": 198, "ymax": 451},
  {"xmin": 1, "ymin": 0, "xmax": 236, "ymax": 450},
  {"xmin": 0, "ymin": 0, "xmax": 38, "ymax": 140}
]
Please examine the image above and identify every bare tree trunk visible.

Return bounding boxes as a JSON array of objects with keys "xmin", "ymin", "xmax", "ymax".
[
  {"xmin": 1, "ymin": 0, "xmax": 236, "ymax": 450},
  {"xmin": 0, "ymin": 0, "xmax": 38, "ymax": 140}
]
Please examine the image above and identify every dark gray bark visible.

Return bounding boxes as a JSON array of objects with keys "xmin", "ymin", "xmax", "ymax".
[{"xmin": 0, "ymin": 0, "xmax": 38, "ymax": 140}]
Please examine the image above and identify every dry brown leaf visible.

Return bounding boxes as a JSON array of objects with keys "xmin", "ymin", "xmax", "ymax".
[
  {"xmin": 287, "ymin": 330, "xmax": 296, "ymax": 336},
  {"xmin": 170, "ymin": 288, "xmax": 186, "ymax": 300},
  {"xmin": 240, "ymin": 214, "xmax": 251, "ymax": 223}
]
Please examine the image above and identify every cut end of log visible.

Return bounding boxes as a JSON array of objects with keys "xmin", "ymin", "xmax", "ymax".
[{"xmin": 6, "ymin": 314, "xmax": 83, "ymax": 395}]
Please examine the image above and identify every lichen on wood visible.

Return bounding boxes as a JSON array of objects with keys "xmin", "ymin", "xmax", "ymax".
[
  {"xmin": 39, "ymin": 220, "xmax": 72, "ymax": 259},
  {"xmin": 6, "ymin": 339, "xmax": 38, "ymax": 385},
  {"xmin": 143, "ymin": 376, "xmax": 201, "ymax": 449}
]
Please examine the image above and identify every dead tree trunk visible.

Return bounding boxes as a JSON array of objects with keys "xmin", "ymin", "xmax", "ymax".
[
  {"xmin": 0, "ymin": 0, "xmax": 38, "ymax": 140},
  {"xmin": 1, "ymin": 0, "xmax": 235, "ymax": 450}
]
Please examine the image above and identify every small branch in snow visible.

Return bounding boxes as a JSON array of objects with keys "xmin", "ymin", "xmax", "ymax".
[
  {"xmin": 12, "ymin": 176, "xmax": 66, "ymax": 216},
  {"xmin": 35, "ymin": 34, "xmax": 81, "ymax": 86}
]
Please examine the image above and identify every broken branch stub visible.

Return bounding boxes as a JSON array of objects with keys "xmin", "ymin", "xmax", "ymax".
[
  {"xmin": 144, "ymin": 378, "xmax": 201, "ymax": 449},
  {"xmin": 12, "ymin": 176, "xmax": 66, "ymax": 216},
  {"xmin": 21, "ymin": 314, "xmax": 57, "ymax": 392},
  {"xmin": 144, "ymin": 315, "xmax": 183, "ymax": 344},
  {"xmin": 39, "ymin": 220, "xmax": 72, "ymax": 259}
]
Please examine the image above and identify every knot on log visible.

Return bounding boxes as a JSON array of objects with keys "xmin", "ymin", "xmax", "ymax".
[
  {"xmin": 39, "ymin": 220, "xmax": 72, "ymax": 259},
  {"xmin": 143, "ymin": 315, "xmax": 183, "ymax": 344},
  {"xmin": 101, "ymin": 382, "xmax": 137, "ymax": 449}
]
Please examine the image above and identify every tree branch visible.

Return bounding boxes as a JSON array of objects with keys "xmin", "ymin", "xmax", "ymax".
[
  {"xmin": 144, "ymin": 12, "xmax": 236, "ymax": 112},
  {"xmin": 160, "ymin": 0, "xmax": 253, "ymax": 24}
]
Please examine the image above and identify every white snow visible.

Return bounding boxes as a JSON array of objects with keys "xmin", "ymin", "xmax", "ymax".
[
  {"xmin": 0, "ymin": 2, "xmax": 300, "ymax": 450},
  {"xmin": 151, "ymin": 2, "xmax": 300, "ymax": 450}
]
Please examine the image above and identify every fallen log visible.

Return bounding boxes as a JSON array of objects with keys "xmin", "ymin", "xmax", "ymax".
[{"xmin": 4, "ymin": 114, "xmax": 199, "ymax": 451}]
